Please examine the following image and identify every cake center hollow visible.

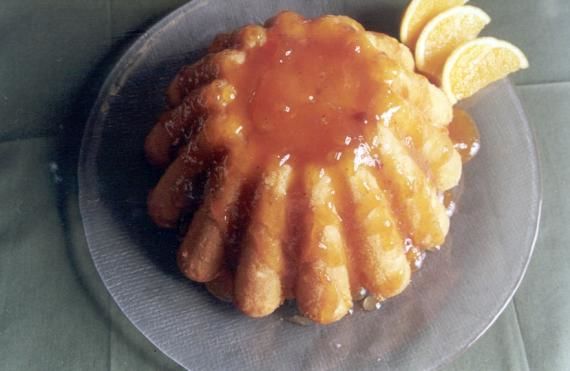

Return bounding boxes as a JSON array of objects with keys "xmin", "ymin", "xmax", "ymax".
[{"xmin": 224, "ymin": 16, "xmax": 403, "ymax": 166}]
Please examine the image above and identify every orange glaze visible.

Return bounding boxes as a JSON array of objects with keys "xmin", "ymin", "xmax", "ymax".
[
  {"xmin": 222, "ymin": 15, "xmax": 400, "ymax": 169},
  {"xmin": 218, "ymin": 16, "xmax": 406, "ymax": 294},
  {"xmin": 448, "ymin": 107, "xmax": 480, "ymax": 163},
  {"xmin": 443, "ymin": 189, "xmax": 456, "ymax": 217}
]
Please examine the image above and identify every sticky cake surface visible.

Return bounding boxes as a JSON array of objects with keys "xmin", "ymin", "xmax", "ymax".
[{"xmin": 144, "ymin": 12, "xmax": 474, "ymax": 324}]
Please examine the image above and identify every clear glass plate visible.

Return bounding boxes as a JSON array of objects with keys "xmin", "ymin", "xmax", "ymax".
[{"xmin": 78, "ymin": 1, "xmax": 541, "ymax": 369}]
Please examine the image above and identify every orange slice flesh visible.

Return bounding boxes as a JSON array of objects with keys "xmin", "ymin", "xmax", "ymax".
[
  {"xmin": 415, "ymin": 5, "xmax": 490, "ymax": 82},
  {"xmin": 400, "ymin": 0, "xmax": 468, "ymax": 50},
  {"xmin": 441, "ymin": 37, "xmax": 529, "ymax": 104}
]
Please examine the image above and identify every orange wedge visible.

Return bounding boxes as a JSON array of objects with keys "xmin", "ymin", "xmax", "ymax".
[
  {"xmin": 415, "ymin": 5, "xmax": 490, "ymax": 82},
  {"xmin": 400, "ymin": 0, "xmax": 468, "ymax": 50},
  {"xmin": 441, "ymin": 37, "xmax": 529, "ymax": 103}
]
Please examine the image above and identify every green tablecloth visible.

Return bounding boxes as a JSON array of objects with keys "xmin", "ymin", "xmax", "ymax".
[{"xmin": 1, "ymin": 0, "xmax": 568, "ymax": 369}]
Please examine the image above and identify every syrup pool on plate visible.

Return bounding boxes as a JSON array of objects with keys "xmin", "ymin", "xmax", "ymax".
[{"xmin": 448, "ymin": 107, "xmax": 480, "ymax": 164}]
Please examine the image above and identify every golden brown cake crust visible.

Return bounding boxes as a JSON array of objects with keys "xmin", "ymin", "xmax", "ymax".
[{"xmin": 145, "ymin": 11, "xmax": 463, "ymax": 324}]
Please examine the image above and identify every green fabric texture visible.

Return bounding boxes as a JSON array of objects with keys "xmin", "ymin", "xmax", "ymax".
[{"xmin": 0, "ymin": 0, "xmax": 568, "ymax": 370}]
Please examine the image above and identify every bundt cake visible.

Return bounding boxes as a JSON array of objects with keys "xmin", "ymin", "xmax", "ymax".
[{"xmin": 145, "ymin": 11, "xmax": 465, "ymax": 324}]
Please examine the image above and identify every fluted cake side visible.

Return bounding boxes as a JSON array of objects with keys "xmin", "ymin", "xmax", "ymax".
[{"xmin": 145, "ymin": 11, "xmax": 462, "ymax": 324}]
